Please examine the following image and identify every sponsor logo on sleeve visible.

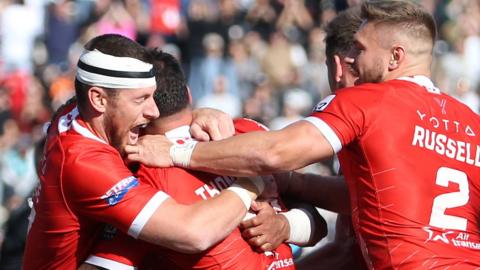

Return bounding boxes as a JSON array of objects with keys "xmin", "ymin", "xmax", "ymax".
[
  {"xmin": 101, "ymin": 176, "xmax": 139, "ymax": 206},
  {"xmin": 313, "ymin": 95, "xmax": 336, "ymax": 112}
]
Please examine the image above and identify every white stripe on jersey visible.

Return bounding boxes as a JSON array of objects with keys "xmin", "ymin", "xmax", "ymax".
[
  {"xmin": 128, "ymin": 191, "xmax": 170, "ymax": 238},
  {"xmin": 303, "ymin": 117, "xmax": 343, "ymax": 153},
  {"xmin": 85, "ymin": 255, "xmax": 137, "ymax": 270}
]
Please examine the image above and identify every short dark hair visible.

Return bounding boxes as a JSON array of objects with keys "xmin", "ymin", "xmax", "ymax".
[
  {"xmin": 149, "ymin": 49, "xmax": 189, "ymax": 117},
  {"xmin": 75, "ymin": 34, "xmax": 151, "ymax": 110},
  {"xmin": 361, "ymin": 0, "xmax": 436, "ymax": 48},
  {"xmin": 325, "ymin": 7, "xmax": 362, "ymax": 60}
]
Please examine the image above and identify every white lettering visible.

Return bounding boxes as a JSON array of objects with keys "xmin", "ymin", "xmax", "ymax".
[
  {"xmin": 446, "ymin": 138, "xmax": 456, "ymax": 159},
  {"xmin": 195, "ymin": 187, "xmax": 208, "ymax": 200},
  {"xmin": 453, "ymin": 121, "xmax": 460, "ymax": 133},
  {"xmin": 417, "ymin": 110, "xmax": 427, "ymax": 121},
  {"xmin": 475, "ymin": 145, "xmax": 480, "ymax": 167},
  {"xmin": 204, "ymin": 184, "xmax": 220, "ymax": 197},
  {"xmin": 434, "ymin": 134, "xmax": 446, "ymax": 155},
  {"xmin": 415, "ymin": 111, "xmax": 477, "ymax": 136},
  {"xmin": 456, "ymin": 233, "xmax": 469, "ymax": 241},
  {"xmin": 425, "ymin": 129, "xmax": 435, "ymax": 150},
  {"xmin": 456, "ymin": 141, "xmax": 466, "ymax": 162},
  {"xmin": 442, "ymin": 119, "xmax": 449, "ymax": 130},
  {"xmin": 411, "ymin": 126, "xmax": 480, "ymax": 168},
  {"xmin": 412, "ymin": 126, "xmax": 425, "ymax": 147},
  {"xmin": 429, "ymin": 117, "xmax": 440, "ymax": 128},
  {"xmin": 465, "ymin": 143, "xmax": 475, "ymax": 165},
  {"xmin": 466, "ymin": 125, "xmax": 476, "ymax": 136}
]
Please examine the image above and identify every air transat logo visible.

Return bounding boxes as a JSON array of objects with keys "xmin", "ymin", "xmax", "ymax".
[
  {"xmin": 423, "ymin": 227, "xmax": 454, "ymax": 244},
  {"xmin": 101, "ymin": 176, "xmax": 139, "ymax": 206}
]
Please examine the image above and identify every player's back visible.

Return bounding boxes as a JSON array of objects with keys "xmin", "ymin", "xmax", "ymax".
[{"xmin": 337, "ymin": 77, "xmax": 480, "ymax": 269}]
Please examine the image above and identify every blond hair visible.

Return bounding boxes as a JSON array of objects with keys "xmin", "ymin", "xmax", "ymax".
[{"xmin": 361, "ymin": 0, "xmax": 436, "ymax": 52}]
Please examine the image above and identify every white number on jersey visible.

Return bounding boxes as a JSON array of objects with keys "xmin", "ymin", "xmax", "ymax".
[{"xmin": 429, "ymin": 167, "xmax": 469, "ymax": 231}]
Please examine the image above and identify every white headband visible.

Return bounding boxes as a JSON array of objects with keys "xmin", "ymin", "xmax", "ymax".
[{"xmin": 76, "ymin": 49, "xmax": 156, "ymax": 89}]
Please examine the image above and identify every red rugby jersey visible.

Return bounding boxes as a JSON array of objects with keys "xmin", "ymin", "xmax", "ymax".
[
  {"xmin": 86, "ymin": 118, "xmax": 295, "ymax": 270},
  {"xmin": 306, "ymin": 76, "xmax": 480, "ymax": 269},
  {"xmin": 23, "ymin": 103, "xmax": 169, "ymax": 270}
]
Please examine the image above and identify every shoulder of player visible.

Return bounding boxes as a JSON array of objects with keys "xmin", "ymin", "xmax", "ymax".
[
  {"xmin": 233, "ymin": 118, "xmax": 269, "ymax": 133},
  {"xmin": 60, "ymin": 137, "xmax": 123, "ymax": 171}
]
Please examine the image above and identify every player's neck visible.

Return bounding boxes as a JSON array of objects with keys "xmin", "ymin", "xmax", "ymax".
[
  {"xmin": 145, "ymin": 108, "xmax": 193, "ymax": 135},
  {"xmin": 81, "ymin": 109, "xmax": 109, "ymax": 143},
  {"xmin": 385, "ymin": 58, "xmax": 431, "ymax": 82}
]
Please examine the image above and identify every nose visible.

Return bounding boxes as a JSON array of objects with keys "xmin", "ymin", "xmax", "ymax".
[{"xmin": 144, "ymin": 96, "xmax": 160, "ymax": 120}]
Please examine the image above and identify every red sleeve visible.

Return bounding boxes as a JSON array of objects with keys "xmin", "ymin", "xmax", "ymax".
[
  {"xmin": 306, "ymin": 85, "xmax": 384, "ymax": 149},
  {"xmin": 62, "ymin": 143, "xmax": 169, "ymax": 236},
  {"xmin": 86, "ymin": 227, "xmax": 152, "ymax": 269},
  {"xmin": 233, "ymin": 118, "xmax": 269, "ymax": 134}
]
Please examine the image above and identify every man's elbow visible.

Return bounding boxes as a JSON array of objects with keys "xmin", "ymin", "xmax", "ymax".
[
  {"xmin": 250, "ymin": 146, "xmax": 286, "ymax": 174},
  {"xmin": 180, "ymin": 227, "xmax": 218, "ymax": 253}
]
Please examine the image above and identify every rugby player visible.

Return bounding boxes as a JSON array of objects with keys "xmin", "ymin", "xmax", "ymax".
[
  {"xmin": 127, "ymin": 1, "xmax": 480, "ymax": 268},
  {"xmin": 81, "ymin": 50, "xmax": 327, "ymax": 270},
  {"xmin": 23, "ymin": 34, "xmax": 266, "ymax": 269}
]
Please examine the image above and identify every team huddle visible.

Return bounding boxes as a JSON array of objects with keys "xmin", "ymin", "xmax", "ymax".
[{"xmin": 23, "ymin": 1, "xmax": 480, "ymax": 270}]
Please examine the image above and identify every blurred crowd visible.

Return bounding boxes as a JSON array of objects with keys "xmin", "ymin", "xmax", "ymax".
[{"xmin": 0, "ymin": 0, "xmax": 480, "ymax": 267}]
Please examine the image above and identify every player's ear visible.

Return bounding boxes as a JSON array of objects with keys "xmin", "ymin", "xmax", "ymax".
[
  {"xmin": 88, "ymin": 87, "xmax": 108, "ymax": 113},
  {"xmin": 333, "ymin": 54, "xmax": 343, "ymax": 83},
  {"xmin": 388, "ymin": 45, "xmax": 405, "ymax": 70}
]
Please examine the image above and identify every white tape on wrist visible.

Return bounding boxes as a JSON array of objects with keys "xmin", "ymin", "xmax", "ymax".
[
  {"xmin": 169, "ymin": 141, "xmax": 198, "ymax": 168},
  {"xmin": 280, "ymin": 208, "xmax": 313, "ymax": 245},
  {"xmin": 227, "ymin": 184, "xmax": 253, "ymax": 210}
]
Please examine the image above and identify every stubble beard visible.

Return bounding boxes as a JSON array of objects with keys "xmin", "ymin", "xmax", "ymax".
[
  {"xmin": 359, "ymin": 58, "xmax": 385, "ymax": 84},
  {"xmin": 103, "ymin": 112, "xmax": 125, "ymax": 157}
]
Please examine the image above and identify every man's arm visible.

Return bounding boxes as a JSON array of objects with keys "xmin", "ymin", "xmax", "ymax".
[
  {"xmin": 126, "ymin": 121, "xmax": 334, "ymax": 176},
  {"xmin": 138, "ymin": 177, "xmax": 262, "ymax": 253},
  {"xmin": 240, "ymin": 201, "xmax": 328, "ymax": 251},
  {"xmin": 276, "ymin": 172, "xmax": 350, "ymax": 214}
]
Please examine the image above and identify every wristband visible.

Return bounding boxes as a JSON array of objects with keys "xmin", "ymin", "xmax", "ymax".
[
  {"xmin": 227, "ymin": 184, "xmax": 253, "ymax": 210},
  {"xmin": 280, "ymin": 208, "xmax": 313, "ymax": 245},
  {"xmin": 169, "ymin": 141, "xmax": 198, "ymax": 168}
]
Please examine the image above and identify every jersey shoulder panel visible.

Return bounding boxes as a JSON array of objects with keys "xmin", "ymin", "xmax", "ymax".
[{"xmin": 234, "ymin": 118, "xmax": 269, "ymax": 134}]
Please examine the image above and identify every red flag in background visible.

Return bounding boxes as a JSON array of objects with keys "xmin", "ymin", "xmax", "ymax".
[{"xmin": 150, "ymin": 0, "xmax": 181, "ymax": 35}]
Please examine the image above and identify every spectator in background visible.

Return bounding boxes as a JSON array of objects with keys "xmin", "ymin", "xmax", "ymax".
[
  {"xmin": 276, "ymin": 0, "xmax": 314, "ymax": 46},
  {"xmin": 45, "ymin": 0, "xmax": 83, "ymax": 68},
  {"xmin": 0, "ymin": 138, "xmax": 45, "ymax": 270},
  {"xmin": 245, "ymin": 0, "xmax": 277, "ymax": 41},
  {"xmin": 228, "ymin": 39, "xmax": 262, "ymax": 100},
  {"xmin": 0, "ymin": 0, "xmax": 42, "ymax": 73},
  {"xmin": 96, "ymin": 0, "xmax": 137, "ymax": 40},
  {"xmin": 243, "ymin": 78, "xmax": 279, "ymax": 125},
  {"xmin": 183, "ymin": 0, "xmax": 220, "ymax": 60},
  {"xmin": 261, "ymin": 31, "xmax": 298, "ymax": 90},
  {"xmin": 301, "ymin": 27, "xmax": 330, "ymax": 100},
  {"xmin": 188, "ymin": 32, "xmax": 239, "ymax": 101},
  {"xmin": 451, "ymin": 78, "xmax": 480, "ymax": 114},
  {"xmin": 269, "ymin": 88, "xmax": 312, "ymax": 130},
  {"xmin": 196, "ymin": 76, "xmax": 242, "ymax": 118}
]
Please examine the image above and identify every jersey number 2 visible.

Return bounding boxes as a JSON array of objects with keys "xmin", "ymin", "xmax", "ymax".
[{"xmin": 429, "ymin": 167, "xmax": 469, "ymax": 231}]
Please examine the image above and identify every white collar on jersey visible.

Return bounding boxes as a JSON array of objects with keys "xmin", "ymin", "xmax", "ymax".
[
  {"xmin": 58, "ymin": 106, "xmax": 107, "ymax": 144},
  {"xmin": 164, "ymin": 125, "xmax": 193, "ymax": 143},
  {"xmin": 397, "ymin": 75, "xmax": 440, "ymax": 94}
]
